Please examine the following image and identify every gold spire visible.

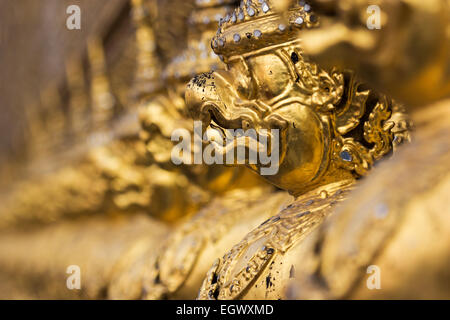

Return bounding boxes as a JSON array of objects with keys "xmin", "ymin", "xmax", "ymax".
[{"xmin": 185, "ymin": 0, "xmax": 410, "ymax": 195}]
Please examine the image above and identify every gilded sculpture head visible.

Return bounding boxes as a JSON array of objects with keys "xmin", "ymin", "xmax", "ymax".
[{"xmin": 186, "ymin": 0, "xmax": 410, "ymax": 195}]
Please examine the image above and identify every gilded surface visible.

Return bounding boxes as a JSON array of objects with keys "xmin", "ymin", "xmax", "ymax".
[
  {"xmin": 0, "ymin": 0, "xmax": 448, "ymax": 300},
  {"xmin": 111, "ymin": 0, "xmax": 295, "ymax": 299},
  {"xmin": 186, "ymin": 0, "xmax": 412, "ymax": 299},
  {"xmin": 287, "ymin": 102, "xmax": 450, "ymax": 299}
]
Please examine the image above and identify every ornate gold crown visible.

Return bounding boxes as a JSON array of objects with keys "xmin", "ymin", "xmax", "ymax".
[
  {"xmin": 163, "ymin": 0, "xmax": 237, "ymax": 82},
  {"xmin": 211, "ymin": 0, "xmax": 319, "ymax": 61}
]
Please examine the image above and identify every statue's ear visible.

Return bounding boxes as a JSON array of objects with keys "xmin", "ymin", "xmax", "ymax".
[{"xmin": 335, "ymin": 74, "xmax": 370, "ymax": 135}]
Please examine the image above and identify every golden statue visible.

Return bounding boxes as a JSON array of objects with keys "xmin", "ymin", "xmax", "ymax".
[
  {"xmin": 185, "ymin": 0, "xmax": 411, "ymax": 299},
  {"xmin": 0, "ymin": 0, "xmax": 448, "ymax": 300},
  {"xmin": 110, "ymin": 0, "xmax": 294, "ymax": 300}
]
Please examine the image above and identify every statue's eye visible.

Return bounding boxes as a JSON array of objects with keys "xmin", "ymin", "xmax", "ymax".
[{"xmin": 242, "ymin": 119, "xmax": 251, "ymax": 129}]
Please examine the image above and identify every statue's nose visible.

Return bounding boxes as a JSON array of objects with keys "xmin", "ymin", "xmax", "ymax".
[{"xmin": 185, "ymin": 72, "xmax": 220, "ymax": 121}]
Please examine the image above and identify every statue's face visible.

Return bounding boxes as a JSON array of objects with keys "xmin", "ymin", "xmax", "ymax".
[{"xmin": 186, "ymin": 48, "xmax": 344, "ymax": 192}]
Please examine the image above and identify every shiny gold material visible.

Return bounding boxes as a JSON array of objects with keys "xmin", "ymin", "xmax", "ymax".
[
  {"xmin": 113, "ymin": 187, "xmax": 291, "ymax": 299},
  {"xmin": 287, "ymin": 102, "xmax": 450, "ymax": 299},
  {"xmin": 186, "ymin": 0, "xmax": 411, "ymax": 299},
  {"xmin": 187, "ymin": 1, "xmax": 409, "ymax": 195},
  {"xmin": 0, "ymin": 0, "xmax": 448, "ymax": 300},
  {"xmin": 109, "ymin": 0, "xmax": 294, "ymax": 300}
]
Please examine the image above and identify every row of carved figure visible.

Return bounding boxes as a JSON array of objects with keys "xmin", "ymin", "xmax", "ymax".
[{"xmin": 0, "ymin": 0, "xmax": 448, "ymax": 299}]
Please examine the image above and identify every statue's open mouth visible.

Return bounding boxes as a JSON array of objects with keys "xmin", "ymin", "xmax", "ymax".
[
  {"xmin": 196, "ymin": 100, "xmax": 288, "ymax": 173},
  {"xmin": 186, "ymin": 71, "xmax": 289, "ymax": 174}
]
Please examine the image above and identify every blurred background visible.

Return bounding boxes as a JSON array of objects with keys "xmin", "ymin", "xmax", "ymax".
[
  {"xmin": 0, "ymin": 0, "xmax": 199, "ymax": 299},
  {"xmin": 0, "ymin": 0, "xmax": 448, "ymax": 300},
  {"xmin": 0, "ymin": 0, "xmax": 192, "ymax": 179},
  {"xmin": 1, "ymin": 0, "xmax": 121, "ymax": 160}
]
